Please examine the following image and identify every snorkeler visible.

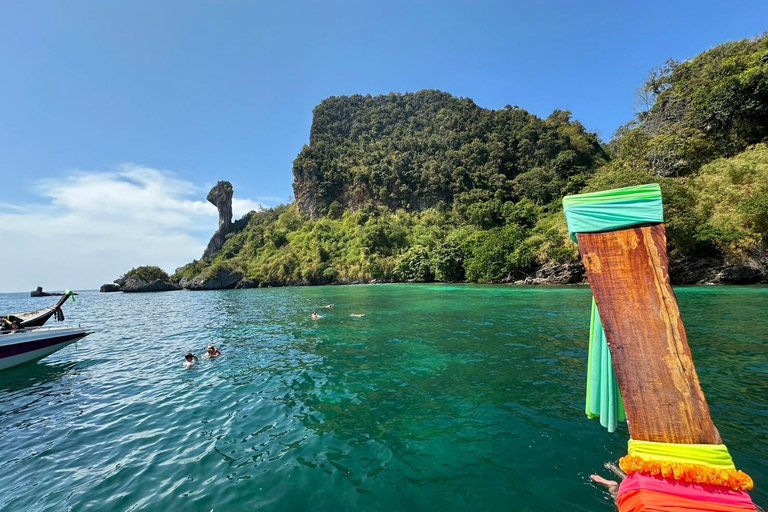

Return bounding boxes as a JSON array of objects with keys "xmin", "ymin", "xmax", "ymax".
[
  {"xmin": 311, "ymin": 311, "xmax": 322, "ymax": 319},
  {"xmin": 205, "ymin": 344, "xmax": 222, "ymax": 358},
  {"xmin": 184, "ymin": 353, "xmax": 199, "ymax": 369},
  {"xmin": 321, "ymin": 304, "xmax": 333, "ymax": 309}
]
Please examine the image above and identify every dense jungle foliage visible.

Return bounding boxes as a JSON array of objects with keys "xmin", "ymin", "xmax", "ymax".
[
  {"xmin": 121, "ymin": 266, "xmax": 172, "ymax": 283},
  {"xmin": 292, "ymin": 90, "xmax": 607, "ymax": 215},
  {"xmin": 174, "ymin": 34, "xmax": 768, "ymax": 285}
]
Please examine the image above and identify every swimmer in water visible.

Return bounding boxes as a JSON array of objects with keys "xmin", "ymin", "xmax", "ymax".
[
  {"xmin": 590, "ymin": 461, "xmax": 624, "ymax": 502},
  {"xmin": 311, "ymin": 311, "xmax": 322, "ymax": 319},
  {"xmin": 321, "ymin": 304, "xmax": 333, "ymax": 309},
  {"xmin": 350, "ymin": 313, "xmax": 365, "ymax": 318},
  {"xmin": 184, "ymin": 353, "xmax": 199, "ymax": 369},
  {"xmin": 205, "ymin": 344, "xmax": 221, "ymax": 358}
]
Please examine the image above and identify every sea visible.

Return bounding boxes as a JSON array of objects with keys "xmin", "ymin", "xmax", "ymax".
[{"xmin": 0, "ymin": 284, "xmax": 766, "ymax": 511}]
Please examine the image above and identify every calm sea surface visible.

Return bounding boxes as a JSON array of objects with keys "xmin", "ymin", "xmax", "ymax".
[{"xmin": 0, "ymin": 285, "xmax": 766, "ymax": 511}]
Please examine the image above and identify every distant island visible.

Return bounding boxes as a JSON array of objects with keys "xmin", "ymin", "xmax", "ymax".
[
  {"xmin": 106, "ymin": 34, "xmax": 768, "ymax": 292},
  {"xmin": 30, "ymin": 286, "xmax": 78, "ymax": 297}
]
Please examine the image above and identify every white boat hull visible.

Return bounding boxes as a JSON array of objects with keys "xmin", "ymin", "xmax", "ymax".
[{"xmin": 0, "ymin": 326, "xmax": 93, "ymax": 371}]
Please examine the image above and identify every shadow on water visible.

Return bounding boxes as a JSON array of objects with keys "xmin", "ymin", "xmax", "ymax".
[{"xmin": 0, "ymin": 360, "xmax": 81, "ymax": 393}]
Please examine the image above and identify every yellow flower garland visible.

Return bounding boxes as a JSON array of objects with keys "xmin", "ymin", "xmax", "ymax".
[{"xmin": 619, "ymin": 455, "xmax": 754, "ymax": 491}]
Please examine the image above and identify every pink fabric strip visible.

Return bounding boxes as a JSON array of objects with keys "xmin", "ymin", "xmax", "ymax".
[{"xmin": 617, "ymin": 473, "xmax": 755, "ymax": 508}]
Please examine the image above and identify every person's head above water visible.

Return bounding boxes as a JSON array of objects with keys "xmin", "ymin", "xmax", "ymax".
[{"xmin": 184, "ymin": 353, "xmax": 196, "ymax": 362}]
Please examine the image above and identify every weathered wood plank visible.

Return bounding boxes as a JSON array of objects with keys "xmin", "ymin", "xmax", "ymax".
[{"xmin": 577, "ymin": 224, "xmax": 721, "ymax": 444}]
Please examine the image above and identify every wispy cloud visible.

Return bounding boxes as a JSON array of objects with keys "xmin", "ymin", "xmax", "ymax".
[{"xmin": 0, "ymin": 165, "xmax": 263, "ymax": 292}]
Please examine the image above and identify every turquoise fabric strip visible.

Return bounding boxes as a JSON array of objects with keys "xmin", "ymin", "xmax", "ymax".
[
  {"xmin": 563, "ymin": 183, "xmax": 664, "ymax": 242},
  {"xmin": 585, "ymin": 298, "xmax": 625, "ymax": 432}
]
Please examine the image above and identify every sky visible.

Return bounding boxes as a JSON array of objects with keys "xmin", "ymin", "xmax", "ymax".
[{"xmin": 0, "ymin": 1, "xmax": 765, "ymax": 292}]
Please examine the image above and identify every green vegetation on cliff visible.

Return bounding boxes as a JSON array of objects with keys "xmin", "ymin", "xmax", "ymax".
[
  {"xmin": 292, "ymin": 90, "xmax": 607, "ymax": 216},
  {"xmin": 175, "ymin": 34, "xmax": 768, "ymax": 286},
  {"xmin": 588, "ymin": 33, "xmax": 768, "ymax": 259}
]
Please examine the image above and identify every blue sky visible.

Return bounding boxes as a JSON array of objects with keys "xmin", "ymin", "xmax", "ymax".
[{"xmin": 0, "ymin": 1, "xmax": 765, "ymax": 291}]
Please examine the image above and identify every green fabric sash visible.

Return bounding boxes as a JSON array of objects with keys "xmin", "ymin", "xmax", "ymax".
[
  {"xmin": 563, "ymin": 183, "xmax": 663, "ymax": 242},
  {"xmin": 586, "ymin": 298, "xmax": 625, "ymax": 432}
]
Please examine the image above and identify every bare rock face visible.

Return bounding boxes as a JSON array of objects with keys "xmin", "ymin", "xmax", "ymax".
[
  {"xmin": 293, "ymin": 171, "xmax": 322, "ymax": 218},
  {"xmin": 203, "ymin": 181, "xmax": 234, "ymax": 259},
  {"xmin": 30, "ymin": 286, "xmax": 52, "ymax": 297},
  {"xmin": 669, "ymin": 253, "xmax": 768, "ymax": 285},
  {"xmin": 517, "ymin": 262, "xmax": 587, "ymax": 285},
  {"xmin": 120, "ymin": 278, "xmax": 180, "ymax": 293},
  {"xmin": 178, "ymin": 267, "xmax": 243, "ymax": 290},
  {"xmin": 208, "ymin": 181, "xmax": 233, "ymax": 230}
]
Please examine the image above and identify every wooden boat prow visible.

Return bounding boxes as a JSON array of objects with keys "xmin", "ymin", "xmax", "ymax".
[
  {"xmin": 2, "ymin": 291, "xmax": 73, "ymax": 328},
  {"xmin": 563, "ymin": 184, "xmax": 756, "ymax": 510},
  {"xmin": 577, "ymin": 224, "xmax": 720, "ymax": 444}
]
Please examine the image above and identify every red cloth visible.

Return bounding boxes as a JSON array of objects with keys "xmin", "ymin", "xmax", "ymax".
[
  {"xmin": 617, "ymin": 488, "xmax": 756, "ymax": 512},
  {"xmin": 618, "ymin": 473, "xmax": 755, "ymax": 508}
]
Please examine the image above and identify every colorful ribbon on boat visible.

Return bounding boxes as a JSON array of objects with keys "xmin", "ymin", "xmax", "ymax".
[
  {"xmin": 618, "ymin": 473, "xmax": 755, "ymax": 509},
  {"xmin": 563, "ymin": 183, "xmax": 664, "ymax": 242},
  {"xmin": 585, "ymin": 298, "xmax": 625, "ymax": 432},
  {"xmin": 617, "ymin": 488, "xmax": 756, "ymax": 512},
  {"xmin": 627, "ymin": 439, "xmax": 737, "ymax": 468},
  {"xmin": 616, "ymin": 440, "xmax": 756, "ymax": 512}
]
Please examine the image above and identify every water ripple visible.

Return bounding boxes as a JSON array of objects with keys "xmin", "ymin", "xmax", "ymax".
[{"xmin": 0, "ymin": 285, "xmax": 766, "ymax": 511}]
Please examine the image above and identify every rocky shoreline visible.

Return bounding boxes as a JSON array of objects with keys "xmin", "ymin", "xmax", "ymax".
[
  {"xmin": 99, "ymin": 256, "xmax": 768, "ymax": 293},
  {"xmin": 101, "ymin": 181, "xmax": 767, "ymax": 293},
  {"xmin": 514, "ymin": 253, "xmax": 768, "ymax": 286}
]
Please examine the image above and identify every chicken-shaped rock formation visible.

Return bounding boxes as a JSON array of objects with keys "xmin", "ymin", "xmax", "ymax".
[{"xmin": 202, "ymin": 181, "xmax": 234, "ymax": 259}]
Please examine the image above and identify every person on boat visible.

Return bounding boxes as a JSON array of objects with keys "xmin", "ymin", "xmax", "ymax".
[
  {"xmin": 1, "ymin": 316, "xmax": 22, "ymax": 332},
  {"xmin": 0, "ymin": 315, "xmax": 21, "ymax": 332},
  {"xmin": 311, "ymin": 311, "xmax": 322, "ymax": 319},
  {"xmin": 184, "ymin": 353, "xmax": 199, "ymax": 369},
  {"xmin": 205, "ymin": 344, "xmax": 221, "ymax": 358}
]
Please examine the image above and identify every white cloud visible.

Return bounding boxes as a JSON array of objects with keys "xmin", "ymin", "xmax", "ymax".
[
  {"xmin": 233, "ymin": 198, "xmax": 263, "ymax": 218},
  {"xmin": 0, "ymin": 165, "xmax": 265, "ymax": 292}
]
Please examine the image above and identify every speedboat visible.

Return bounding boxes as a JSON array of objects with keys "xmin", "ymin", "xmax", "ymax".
[
  {"xmin": 0, "ymin": 325, "xmax": 93, "ymax": 371},
  {"xmin": 1, "ymin": 291, "xmax": 74, "ymax": 328}
]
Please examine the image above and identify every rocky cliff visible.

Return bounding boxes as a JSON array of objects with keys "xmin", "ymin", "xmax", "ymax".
[
  {"xmin": 291, "ymin": 90, "xmax": 606, "ymax": 217},
  {"xmin": 202, "ymin": 181, "xmax": 234, "ymax": 259},
  {"xmin": 102, "ymin": 266, "xmax": 180, "ymax": 293}
]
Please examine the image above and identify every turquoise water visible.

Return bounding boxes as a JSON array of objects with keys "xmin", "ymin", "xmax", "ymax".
[{"xmin": 0, "ymin": 285, "xmax": 766, "ymax": 511}]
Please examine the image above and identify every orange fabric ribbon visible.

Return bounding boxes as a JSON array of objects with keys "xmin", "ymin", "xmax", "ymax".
[{"xmin": 619, "ymin": 455, "xmax": 754, "ymax": 492}]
